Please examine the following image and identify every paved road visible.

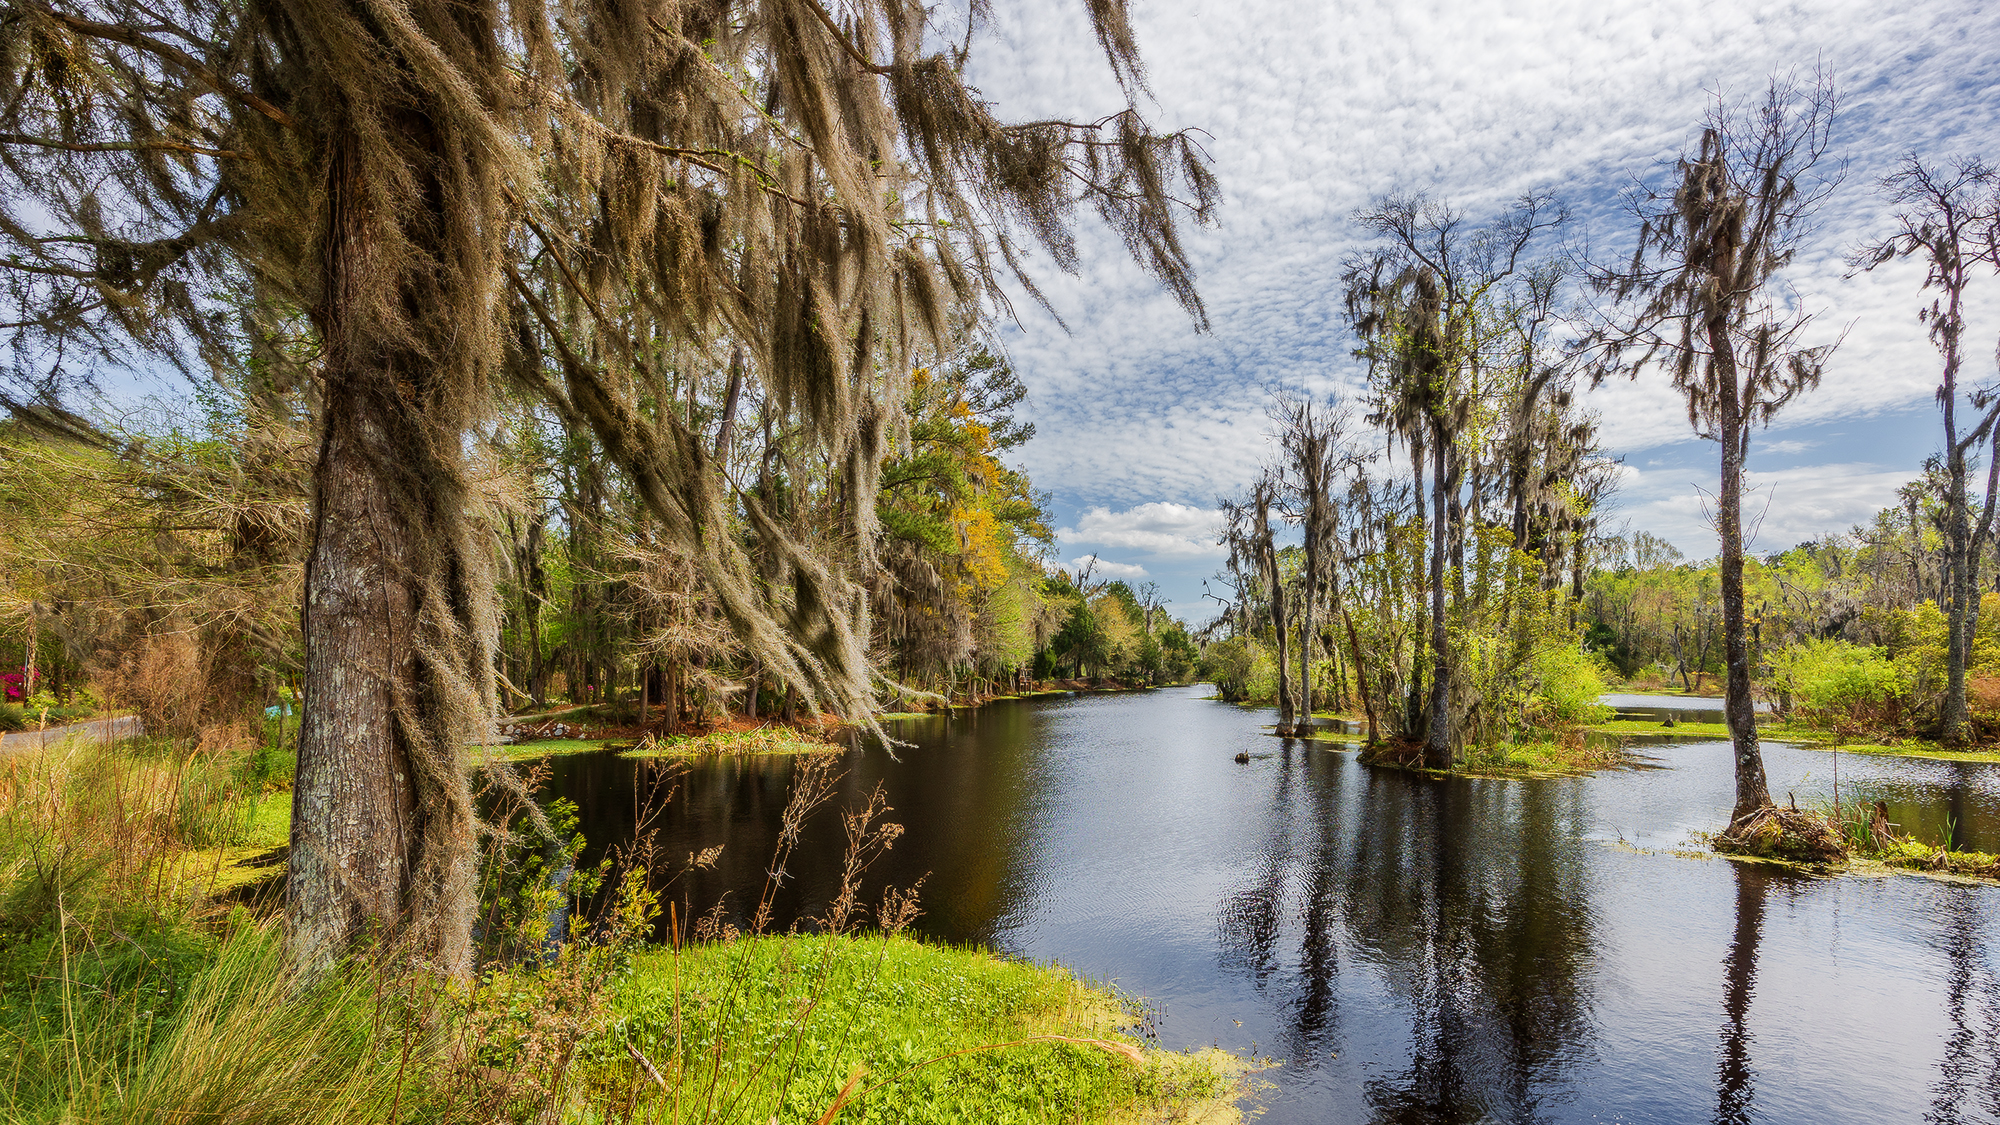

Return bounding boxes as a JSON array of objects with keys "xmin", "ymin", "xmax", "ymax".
[{"xmin": 0, "ymin": 714, "xmax": 143, "ymax": 754}]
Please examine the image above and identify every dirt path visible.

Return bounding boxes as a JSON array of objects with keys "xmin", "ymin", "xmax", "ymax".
[{"xmin": 0, "ymin": 714, "xmax": 142, "ymax": 755}]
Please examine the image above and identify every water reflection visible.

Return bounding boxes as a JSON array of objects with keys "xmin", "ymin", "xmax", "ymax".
[
  {"xmin": 1714, "ymin": 865, "xmax": 1765, "ymax": 1125},
  {"xmin": 1930, "ymin": 888, "xmax": 2000, "ymax": 1124},
  {"xmin": 543, "ymin": 686, "xmax": 2000, "ymax": 1124},
  {"xmin": 1211, "ymin": 745, "xmax": 1604, "ymax": 1122}
]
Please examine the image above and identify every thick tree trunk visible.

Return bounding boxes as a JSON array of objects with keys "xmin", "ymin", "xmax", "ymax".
[
  {"xmin": 1423, "ymin": 429, "xmax": 1452, "ymax": 769},
  {"xmin": 292, "ymin": 383, "xmax": 424, "ymax": 971},
  {"xmin": 1716, "ymin": 351, "xmax": 1772, "ymax": 825},
  {"xmin": 288, "ymin": 127, "xmax": 478, "ymax": 978}
]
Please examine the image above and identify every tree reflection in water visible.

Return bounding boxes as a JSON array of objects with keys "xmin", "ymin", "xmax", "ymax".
[
  {"xmin": 1215, "ymin": 745, "xmax": 1600, "ymax": 1122},
  {"xmin": 1928, "ymin": 886, "xmax": 2000, "ymax": 1125},
  {"xmin": 1713, "ymin": 864, "xmax": 1765, "ymax": 1125}
]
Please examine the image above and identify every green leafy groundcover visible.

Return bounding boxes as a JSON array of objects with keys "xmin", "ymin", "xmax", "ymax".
[{"xmin": 609, "ymin": 933, "xmax": 1241, "ymax": 1125}]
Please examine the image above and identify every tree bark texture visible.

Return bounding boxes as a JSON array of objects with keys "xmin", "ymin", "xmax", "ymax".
[
  {"xmin": 292, "ymin": 379, "xmax": 424, "ymax": 970},
  {"xmin": 1714, "ymin": 334, "xmax": 1772, "ymax": 824},
  {"xmin": 1424, "ymin": 429, "xmax": 1452, "ymax": 769},
  {"xmin": 289, "ymin": 123, "xmax": 480, "ymax": 977}
]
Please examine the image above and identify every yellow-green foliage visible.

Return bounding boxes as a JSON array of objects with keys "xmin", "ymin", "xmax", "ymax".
[
  {"xmin": 1518, "ymin": 642, "xmax": 1613, "ymax": 728},
  {"xmin": 1767, "ymin": 638, "xmax": 1901, "ymax": 734},
  {"xmin": 1199, "ymin": 636, "xmax": 1258, "ymax": 701},
  {"xmin": 1088, "ymin": 594, "xmax": 1142, "ymax": 669},
  {"xmin": 1243, "ymin": 643, "xmax": 1281, "ymax": 705}
]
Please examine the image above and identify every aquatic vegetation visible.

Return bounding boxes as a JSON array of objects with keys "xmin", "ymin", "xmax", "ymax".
[{"xmin": 622, "ymin": 726, "xmax": 847, "ymax": 759}]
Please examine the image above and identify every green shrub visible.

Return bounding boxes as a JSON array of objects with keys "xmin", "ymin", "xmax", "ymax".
[
  {"xmin": 1520, "ymin": 642, "xmax": 1612, "ymax": 729},
  {"xmin": 0, "ymin": 703, "xmax": 23, "ymax": 731},
  {"xmin": 1198, "ymin": 636, "xmax": 1257, "ymax": 702},
  {"xmin": 1768, "ymin": 638, "xmax": 1899, "ymax": 734}
]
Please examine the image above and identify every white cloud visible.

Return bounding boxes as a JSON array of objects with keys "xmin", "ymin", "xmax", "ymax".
[
  {"xmin": 1763, "ymin": 439, "xmax": 1819, "ymax": 456},
  {"xmin": 947, "ymin": 0, "xmax": 1998, "ymax": 605},
  {"xmin": 1620, "ymin": 461, "xmax": 1918, "ymax": 558},
  {"xmin": 1057, "ymin": 502, "xmax": 1226, "ymax": 559},
  {"xmin": 1069, "ymin": 555, "xmax": 1150, "ymax": 579}
]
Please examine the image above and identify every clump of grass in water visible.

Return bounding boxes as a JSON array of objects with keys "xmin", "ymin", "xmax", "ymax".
[
  {"xmin": 1711, "ymin": 804, "xmax": 1847, "ymax": 865},
  {"xmin": 623, "ymin": 725, "xmax": 845, "ymax": 759},
  {"xmin": 1823, "ymin": 791, "xmax": 2000, "ymax": 879},
  {"xmin": 1440, "ymin": 730, "xmax": 1628, "ymax": 777}
]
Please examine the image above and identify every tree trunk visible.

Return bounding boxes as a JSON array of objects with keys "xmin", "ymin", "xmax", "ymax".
[
  {"xmin": 22, "ymin": 607, "xmax": 36, "ymax": 699},
  {"xmin": 292, "ymin": 351, "xmax": 470, "ymax": 974},
  {"xmin": 1299, "ymin": 538, "xmax": 1316, "ymax": 734},
  {"xmin": 1715, "ymin": 341, "xmax": 1772, "ymax": 825},
  {"xmin": 288, "ymin": 129, "xmax": 477, "ymax": 978},
  {"xmin": 1343, "ymin": 606, "xmax": 1378, "ymax": 744},
  {"xmin": 1423, "ymin": 427, "xmax": 1452, "ymax": 769},
  {"xmin": 1938, "ymin": 279, "xmax": 1976, "ymax": 742},
  {"xmin": 1256, "ymin": 487, "xmax": 1294, "ymax": 736}
]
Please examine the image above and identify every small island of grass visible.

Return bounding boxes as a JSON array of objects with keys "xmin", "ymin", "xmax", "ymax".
[{"xmin": 621, "ymin": 724, "xmax": 846, "ymax": 758}]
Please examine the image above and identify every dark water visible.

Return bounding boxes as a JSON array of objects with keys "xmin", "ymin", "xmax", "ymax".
[{"xmin": 545, "ymin": 686, "xmax": 2000, "ymax": 1124}]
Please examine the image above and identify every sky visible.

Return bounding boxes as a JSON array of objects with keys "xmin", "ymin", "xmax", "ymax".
[{"xmin": 956, "ymin": 0, "xmax": 2000, "ymax": 623}]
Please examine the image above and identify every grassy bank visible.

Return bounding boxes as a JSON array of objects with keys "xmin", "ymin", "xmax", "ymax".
[
  {"xmin": 600, "ymin": 934, "xmax": 1243, "ymax": 1125},
  {"xmin": 1579, "ymin": 714, "xmax": 2000, "ymax": 765},
  {"xmin": 1358, "ymin": 732, "xmax": 1631, "ymax": 779},
  {"xmin": 488, "ymin": 737, "xmax": 621, "ymax": 760},
  {"xmin": 0, "ymin": 737, "xmax": 1246, "ymax": 1123},
  {"xmin": 1586, "ymin": 718, "xmax": 1733, "ymax": 739},
  {"xmin": 1759, "ymin": 725, "xmax": 2000, "ymax": 764}
]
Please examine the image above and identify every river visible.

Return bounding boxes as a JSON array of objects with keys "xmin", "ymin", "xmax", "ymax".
[{"xmin": 545, "ymin": 684, "xmax": 2000, "ymax": 1123}]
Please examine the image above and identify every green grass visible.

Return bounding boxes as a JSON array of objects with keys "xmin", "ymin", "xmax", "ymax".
[
  {"xmin": 1750, "ymin": 723, "xmax": 2000, "ymax": 764},
  {"xmin": 622, "ymin": 726, "xmax": 845, "ymax": 758},
  {"xmin": 607, "ymin": 933, "xmax": 1242, "ymax": 1125},
  {"xmin": 1, "ymin": 734, "xmax": 1247, "ymax": 1124},
  {"xmin": 1587, "ymin": 718, "xmax": 1734, "ymax": 738},
  {"xmin": 1811, "ymin": 741, "xmax": 2000, "ymax": 764},
  {"xmin": 0, "ymin": 921, "xmax": 431, "ymax": 1124},
  {"xmin": 1448, "ymin": 737, "xmax": 1629, "ymax": 779},
  {"xmin": 1360, "ymin": 734, "xmax": 1629, "ymax": 779},
  {"xmin": 485, "ymin": 738, "xmax": 618, "ymax": 760}
]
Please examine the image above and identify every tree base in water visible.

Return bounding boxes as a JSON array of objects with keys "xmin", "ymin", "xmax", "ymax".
[{"xmin": 1714, "ymin": 807, "xmax": 1847, "ymax": 865}]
